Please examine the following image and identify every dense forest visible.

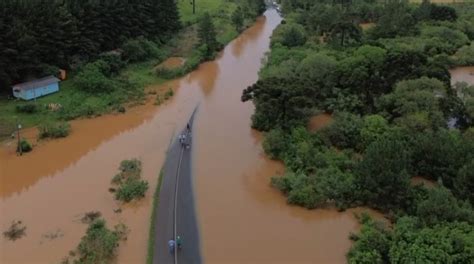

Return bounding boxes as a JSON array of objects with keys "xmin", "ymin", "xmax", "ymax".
[
  {"xmin": 244, "ymin": 0, "xmax": 474, "ymax": 262},
  {"xmin": 0, "ymin": 0, "xmax": 181, "ymax": 92}
]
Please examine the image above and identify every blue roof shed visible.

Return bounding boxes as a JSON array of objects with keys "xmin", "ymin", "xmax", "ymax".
[{"xmin": 12, "ymin": 76, "xmax": 60, "ymax": 101}]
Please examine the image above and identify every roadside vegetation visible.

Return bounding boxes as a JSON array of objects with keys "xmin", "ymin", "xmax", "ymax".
[
  {"xmin": 244, "ymin": 0, "xmax": 474, "ymax": 261},
  {"xmin": 146, "ymin": 169, "xmax": 165, "ymax": 264},
  {"xmin": 110, "ymin": 159, "xmax": 149, "ymax": 203},
  {"xmin": 0, "ymin": 0, "xmax": 266, "ymax": 140}
]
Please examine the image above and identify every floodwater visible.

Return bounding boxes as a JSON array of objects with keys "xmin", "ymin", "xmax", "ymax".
[
  {"xmin": 1, "ymin": 9, "xmax": 374, "ymax": 264},
  {"xmin": 193, "ymin": 10, "xmax": 377, "ymax": 264},
  {"xmin": 450, "ymin": 66, "xmax": 474, "ymax": 86},
  {"xmin": 308, "ymin": 113, "xmax": 333, "ymax": 132}
]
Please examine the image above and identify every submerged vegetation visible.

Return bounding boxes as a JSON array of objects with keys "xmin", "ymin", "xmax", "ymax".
[
  {"xmin": 63, "ymin": 219, "xmax": 127, "ymax": 264},
  {"xmin": 3, "ymin": 220, "xmax": 26, "ymax": 241},
  {"xmin": 111, "ymin": 159, "xmax": 149, "ymax": 202},
  {"xmin": 245, "ymin": 0, "xmax": 474, "ymax": 261}
]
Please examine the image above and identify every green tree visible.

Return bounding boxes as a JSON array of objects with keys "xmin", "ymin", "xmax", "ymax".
[
  {"xmin": 355, "ymin": 137, "xmax": 411, "ymax": 210},
  {"xmin": 416, "ymin": 187, "xmax": 474, "ymax": 226},
  {"xmin": 454, "ymin": 160, "xmax": 474, "ymax": 205},
  {"xmin": 231, "ymin": 7, "xmax": 244, "ymax": 32},
  {"xmin": 198, "ymin": 12, "xmax": 219, "ymax": 58}
]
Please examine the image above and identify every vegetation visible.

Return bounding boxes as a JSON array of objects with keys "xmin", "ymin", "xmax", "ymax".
[
  {"xmin": 0, "ymin": 0, "xmax": 180, "ymax": 91},
  {"xmin": 74, "ymin": 219, "xmax": 126, "ymax": 264},
  {"xmin": 17, "ymin": 138, "xmax": 32, "ymax": 153},
  {"xmin": 146, "ymin": 169, "xmax": 165, "ymax": 264},
  {"xmin": 0, "ymin": 0, "xmax": 266, "ymax": 138},
  {"xmin": 3, "ymin": 220, "xmax": 26, "ymax": 241},
  {"xmin": 111, "ymin": 159, "xmax": 149, "ymax": 202},
  {"xmin": 245, "ymin": 0, "xmax": 474, "ymax": 260},
  {"xmin": 38, "ymin": 122, "xmax": 71, "ymax": 139}
]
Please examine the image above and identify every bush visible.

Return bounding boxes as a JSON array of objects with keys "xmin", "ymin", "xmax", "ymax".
[
  {"xmin": 262, "ymin": 129, "xmax": 288, "ymax": 160},
  {"xmin": 15, "ymin": 103, "xmax": 38, "ymax": 114},
  {"xmin": 98, "ymin": 53, "xmax": 126, "ymax": 77},
  {"xmin": 74, "ymin": 62, "xmax": 114, "ymax": 93},
  {"xmin": 38, "ymin": 122, "xmax": 71, "ymax": 139},
  {"xmin": 273, "ymin": 23, "xmax": 307, "ymax": 47},
  {"xmin": 453, "ymin": 42, "xmax": 474, "ymax": 66},
  {"xmin": 17, "ymin": 138, "xmax": 32, "ymax": 153},
  {"xmin": 115, "ymin": 178, "xmax": 149, "ymax": 202},
  {"xmin": 122, "ymin": 37, "xmax": 164, "ymax": 63},
  {"xmin": 111, "ymin": 159, "xmax": 148, "ymax": 202},
  {"xmin": 163, "ymin": 88, "xmax": 174, "ymax": 100},
  {"xmin": 322, "ymin": 112, "xmax": 362, "ymax": 150},
  {"xmin": 76, "ymin": 219, "xmax": 121, "ymax": 264}
]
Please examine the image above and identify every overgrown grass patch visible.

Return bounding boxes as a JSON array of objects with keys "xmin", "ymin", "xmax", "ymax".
[{"xmin": 38, "ymin": 122, "xmax": 71, "ymax": 139}]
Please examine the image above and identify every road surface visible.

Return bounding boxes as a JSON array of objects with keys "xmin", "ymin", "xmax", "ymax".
[{"xmin": 153, "ymin": 109, "xmax": 202, "ymax": 264}]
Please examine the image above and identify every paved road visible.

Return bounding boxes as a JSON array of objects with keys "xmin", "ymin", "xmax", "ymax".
[{"xmin": 153, "ymin": 109, "xmax": 202, "ymax": 264}]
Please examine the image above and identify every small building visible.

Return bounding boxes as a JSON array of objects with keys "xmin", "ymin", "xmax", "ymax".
[{"xmin": 12, "ymin": 76, "xmax": 60, "ymax": 100}]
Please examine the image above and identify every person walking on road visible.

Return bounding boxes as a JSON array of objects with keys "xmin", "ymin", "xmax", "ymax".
[
  {"xmin": 176, "ymin": 236, "xmax": 182, "ymax": 249},
  {"xmin": 168, "ymin": 239, "xmax": 175, "ymax": 254}
]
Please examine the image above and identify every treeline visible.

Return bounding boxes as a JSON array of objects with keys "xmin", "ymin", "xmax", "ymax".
[
  {"xmin": 244, "ymin": 0, "xmax": 474, "ymax": 262},
  {"xmin": 0, "ymin": 0, "xmax": 180, "ymax": 92}
]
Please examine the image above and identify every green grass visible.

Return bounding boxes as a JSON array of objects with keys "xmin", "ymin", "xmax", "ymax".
[
  {"xmin": 178, "ymin": 0, "xmax": 233, "ymax": 24},
  {"xmin": 146, "ymin": 169, "xmax": 164, "ymax": 264},
  {"xmin": 0, "ymin": 0, "xmax": 252, "ymax": 139},
  {"xmin": 122, "ymin": 60, "xmax": 166, "ymax": 88}
]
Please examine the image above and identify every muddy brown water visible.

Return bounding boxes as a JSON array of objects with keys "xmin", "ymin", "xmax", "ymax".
[
  {"xmin": 1, "ymin": 10, "xmax": 379, "ymax": 264},
  {"xmin": 450, "ymin": 66, "xmax": 474, "ymax": 86}
]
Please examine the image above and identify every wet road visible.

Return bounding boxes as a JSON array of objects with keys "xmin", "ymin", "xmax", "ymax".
[{"xmin": 153, "ymin": 109, "xmax": 201, "ymax": 264}]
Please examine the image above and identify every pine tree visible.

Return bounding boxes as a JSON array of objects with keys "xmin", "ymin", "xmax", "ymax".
[{"xmin": 198, "ymin": 12, "xmax": 218, "ymax": 57}]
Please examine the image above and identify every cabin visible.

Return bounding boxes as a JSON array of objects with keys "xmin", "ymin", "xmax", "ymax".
[{"xmin": 12, "ymin": 76, "xmax": 60, "ymax": 101}]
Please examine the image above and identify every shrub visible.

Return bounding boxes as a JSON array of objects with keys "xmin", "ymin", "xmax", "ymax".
[
  {"xmin": 453, "ymin": 43, "xmax": 474, "ymax": 66},
  {"xmin": 163, "ymin": 88, "xmax": 174, "ymax": 100},
  {"xmin": 122, "ymin": 37, "xmax": 164, "ymax": 63},
  {"xmin": 17, "ymin": 138, "xmax": 32, "ymax": 153},
  {"xmin": 76, "ymin": 219, "xmax": 120, "ymax": 264},
  {"xmin": 74, "ymin": 62, "xmax": 114, "ymax": 93},
  {"xmin": 322, "ymin": 112, "xmax": 362, "ymax": 150},
  {"xmin": 3, "ymin": 220, "xmax": 26, "ymax": 241},
  {"xmin": 38, "ymin": 122, "xmax": 71, "ymax": 139},
  {"xmin": 262, "ymin": 129, "xmax": 288, "ymax": 160},
  {"xmin": 111, "ymin": 159, "xmax": 148, "ymax": 202},
  {"xmin": 115, "ymin": 178, "xmax": 149, "ymax": 202},
  {"xmin": 274, "ymin": 23, "xmax": 307, "ymax": 47},
  {"xmin": 15, "ymin": 103, "xmax": 38, "ymax": 114}
]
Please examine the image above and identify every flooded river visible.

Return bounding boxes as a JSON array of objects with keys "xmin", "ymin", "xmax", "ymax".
[{"xmin": 1, "ymin": 9, "xmax": 374, "ymax": 264}]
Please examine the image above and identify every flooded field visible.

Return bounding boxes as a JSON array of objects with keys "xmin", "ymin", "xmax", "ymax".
[{"xmin": 1, "ymin": 9, "xmax": 375, "ymax": 264}]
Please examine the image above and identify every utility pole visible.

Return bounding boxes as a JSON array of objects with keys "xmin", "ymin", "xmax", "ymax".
[{"xmin": 16, "ymin": 119, "xmax": 22, "ymax": 156}]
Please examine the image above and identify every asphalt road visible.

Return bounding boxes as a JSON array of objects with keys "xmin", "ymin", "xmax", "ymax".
[{"xmin": 153, "ymin": 110, "xmax": 202, "ymax": 264}]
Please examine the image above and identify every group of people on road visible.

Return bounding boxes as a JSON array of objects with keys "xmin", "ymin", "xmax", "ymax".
[
  {"xmin": 179, "ymin": 123, "xmax": 192, "ymax": 149},
  {"xmin": 168, "ymin": 235, "xmax": 182, "ymax": 254},
  {"xmin": 169, "ymin": 123, "xmax": 191, "ymax": 255}
]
